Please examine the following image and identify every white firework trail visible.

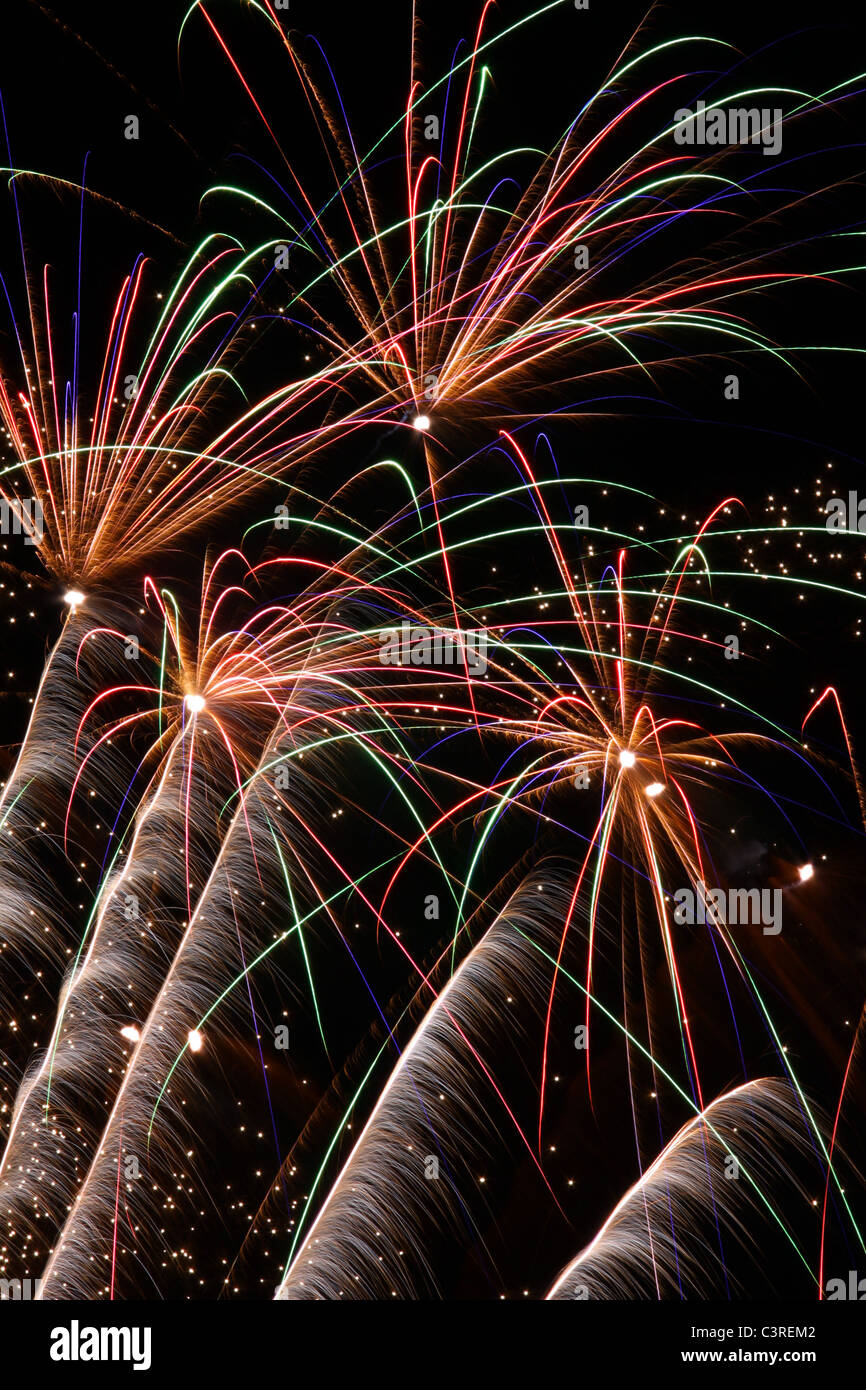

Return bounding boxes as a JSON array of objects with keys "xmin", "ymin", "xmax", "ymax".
[
  {"xmin": 275, "ymin": 870, "xmax": 576, "ymax": 1300},
  {"xmin": 546, "ymin": 1078, "xmax": 817, "ymax": 1299},
  {"xmin": 36, "ymin": 663, "xmax": 404, "ymax": 1298}
]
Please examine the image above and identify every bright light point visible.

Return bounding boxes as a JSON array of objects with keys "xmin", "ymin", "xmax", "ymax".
[
  {"xmin": 412, "ymin": 414, "xmax": 431, "ymax": 432},
  {"xmin": 120, "ymin": 1025, "xmax": 140, "ymax": 1043},
  {"xmin": 185, "ymin": 693, "xmax": 206, "ymax": 715},
  {"xmin": 618, "ymin": 749, "xmax": 636, "ymax": 768},
  {"xmin": 188, "ymin": 1029, "xmax": 204, "ymax": 1053},
  {"xmin": 798, "ymin": 863, "xmax": 814, "ymax": 882},
  {"xmin": 645, "ymin": 782, "xmax": 664, "ymax": 798},
  {"xmin": 63, "ymin": 589, "xmax": 85, "ymax": 609}
]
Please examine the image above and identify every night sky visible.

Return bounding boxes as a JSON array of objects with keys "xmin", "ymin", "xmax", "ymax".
[{"xmin": 0, "ymin": 0, "xmax": 863, "ymax": 1309}]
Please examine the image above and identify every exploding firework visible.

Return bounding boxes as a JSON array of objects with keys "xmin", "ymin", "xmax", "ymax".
[{"xmin": 0, "ymin": 1, "xmax": 862, "ymax": 1309}]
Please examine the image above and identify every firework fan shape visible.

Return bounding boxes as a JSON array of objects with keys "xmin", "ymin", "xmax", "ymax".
[{"xmin": 0, "ymin": 0, "xmax": 861, "ymax": 1312}]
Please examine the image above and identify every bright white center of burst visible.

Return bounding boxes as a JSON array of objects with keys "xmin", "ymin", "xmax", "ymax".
[
  {"xmin": 63, "ymin": 589, "xmax": 85, "ymax": 609},
  {"xmin": 188, "ymin": 1029, "xmax": 204, "ymax": 1053},
  {"xmin": 120, "ymin": 1025, "xmax": 141, "ymax": 1044},
  {"xmin": 412, "ymin": 414, "xmax": 431, "ymax": 432},
  {"xmin": 798, "ymin": 863, "xmax": 814, "ymax": 882},
  {"xmin": 618, "ymin": 749, "xmax": 636, "ymax": 769},
  {"xmin": 645, "ymin": 782, "xmax": 664, "ymax": 798},
  {"xmin": 185, "ymin": 693, "xmax": 206, "ymax": 715}
]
